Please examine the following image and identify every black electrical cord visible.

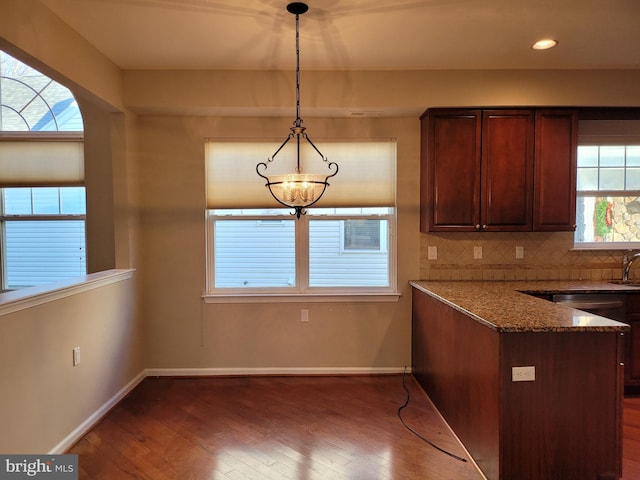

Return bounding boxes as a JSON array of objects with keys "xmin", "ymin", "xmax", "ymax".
[{"xmin": 397, "ymin": 367, "xmax": 467, "ymax": 463}]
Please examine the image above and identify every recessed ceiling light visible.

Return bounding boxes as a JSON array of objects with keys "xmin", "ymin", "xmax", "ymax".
[{"xmin": 532, "ymin": 39, "xmax": 558, "ymax": 50}]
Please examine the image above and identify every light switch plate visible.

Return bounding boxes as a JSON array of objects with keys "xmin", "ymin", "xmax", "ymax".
[
  {"xmin": 428, "ymin": 246, "xmax": 437, "ymax": 260},
  {"xmin": 473, "ymin": 245, "xmax": 483, "ymax": 259}
]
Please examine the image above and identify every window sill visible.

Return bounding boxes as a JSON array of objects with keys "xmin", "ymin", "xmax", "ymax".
[
  {"xmin": 572, "ymin": 244, "xmax": 640, "ymax": 251},
  {"xmin": 0, "ymin": 269, "xmax": 135, "ymax": 316},
  {"xmin": 202, "ymin": 292, "xmax": 401, "ymax": 304}
]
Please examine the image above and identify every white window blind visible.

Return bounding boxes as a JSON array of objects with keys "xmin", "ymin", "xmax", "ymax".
[
  {"xmin": 578, "ymin": 120, "xmax": 640, "ymax": 145},
  {"xmin": 205, "ymin": 139, "xmax": 396, "ymax": 209},
  {"xmin": 0, "ymin": 139, "xmax": 84, "ymax": 186},
  {"xmin": 5, "ymin": 219, "xmax": 86, "ymax": 288}
]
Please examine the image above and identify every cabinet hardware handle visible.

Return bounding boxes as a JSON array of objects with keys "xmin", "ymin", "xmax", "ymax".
[{"xmin": 475, "ymin": 224, "xmax": 481, "ymax": 230}]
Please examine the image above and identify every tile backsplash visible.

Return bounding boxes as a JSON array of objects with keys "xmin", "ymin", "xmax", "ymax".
[{"xmin": 420, "ymin": 231, "xmax": 633, "ymax": 281}]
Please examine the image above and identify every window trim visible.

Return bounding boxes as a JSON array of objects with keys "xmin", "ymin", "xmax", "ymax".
[{"xmin": 202, "ymin": 292, "xmax": 402, "ymax": 304}]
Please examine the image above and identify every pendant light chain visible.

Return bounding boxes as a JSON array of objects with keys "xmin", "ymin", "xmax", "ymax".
[
  {"xmin": 294, "ymin": 10, "xmax": 302, "ymax": 128},
  {"xmin": 294, "ymin": 10, "xmax": 302, "ymax": 173}
]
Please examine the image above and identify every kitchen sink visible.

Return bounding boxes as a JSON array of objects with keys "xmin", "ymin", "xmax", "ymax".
[{"xmin": 552, "ymin": 293, "xmax": 627, "ymax": 321}]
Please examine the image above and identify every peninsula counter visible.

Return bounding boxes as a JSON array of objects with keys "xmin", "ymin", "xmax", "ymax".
[{"xmin": 410, "ymin": 280, "xmax": 629, "ymax": 480}]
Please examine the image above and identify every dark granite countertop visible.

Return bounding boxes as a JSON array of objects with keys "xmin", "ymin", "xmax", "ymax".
[{"xmin": 410, "ymin": 280, "xmax": 633, "ymax": 332}]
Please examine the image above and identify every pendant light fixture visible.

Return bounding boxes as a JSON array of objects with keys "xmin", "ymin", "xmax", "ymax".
[{"xmin": 256, "ymin": 2, "xmax": 338, "ymax": 219}]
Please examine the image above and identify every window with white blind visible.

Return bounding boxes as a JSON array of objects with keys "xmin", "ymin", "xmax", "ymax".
[
  {"xmin": 2, "ymin": 187, "xmax": 86, "ymax": 288},
  {"xmin": 574, "ymin": 120, "xmax": 640, "ymax": 248},
  {"xmin": 0, "ymin": 51, "xmax": 86, "ymax": 290},
  {"xmin": 205, "ymin": 140, "xmax": 396, "ymax": 296}
]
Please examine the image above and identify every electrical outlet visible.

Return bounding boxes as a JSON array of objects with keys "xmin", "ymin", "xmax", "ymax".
[
  {"xmin": 72, "ymin": 347, "xmax": 81, "ymax": 366},
  {"xmin": 516, "ymin": 246, "xmax": 524, "ymax": 259},
  {"xmin": 428, "ymin": 246, "xmax": 437, "ymax": 260},
  {"xmin": 300, "ymin": 309, "xmax": 309, "ymax": 322},
  {"xmin": 512, "ymin": 366, "xmax": 535, "ymax": 382},
  {"xmin": 473, "ymin": 245, "xmax": 483, "ymax": 260}
]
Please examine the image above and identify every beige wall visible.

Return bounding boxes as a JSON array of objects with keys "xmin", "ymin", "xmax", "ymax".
[
  {"xmin": 80, "ymin": 100, "xmax": 139, "ymax": 273},
  {"xmin": 0, "ymin": 0, "xmax": 123, "ymax": 111},
  {"xmin": 0, "ymin": 275, "xmax": 143, "ymax": 453},
  {"xmin": 124, "ymin": 69, "xmax": 640, "ymax": 115},
  {"xmin": 136, "ymin": 115, "xmax": 419, "ymax": 369}
]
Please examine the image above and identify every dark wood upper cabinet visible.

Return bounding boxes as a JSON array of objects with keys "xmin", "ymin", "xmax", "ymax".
[
  {"xmin": 533, "ymin": 110, "xmax": 578, "ymax": 231},
  {"xmin": 420, "ymin": 109, "xmax": 481, "ymax": 231},
  {"xmin": 420, "ymin": 107, "xmax": 577, "ymax": 233},
  {"xmin": 481, "ymin": 110, "xmax": 534, "ymax": 231}
]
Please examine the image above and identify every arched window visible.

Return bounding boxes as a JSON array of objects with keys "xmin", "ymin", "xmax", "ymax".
[
  {"xmin": 1, "ymin": 51, "xmax": 83, "ymax": 131},
  {"xmin": 0, "ymin": 51, "xmax": 86, "ymax": 290}
]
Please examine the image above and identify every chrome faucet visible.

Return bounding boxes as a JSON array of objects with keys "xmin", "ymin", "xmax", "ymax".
[{"xmin": 622, "ymin": 251, "xmax": 640, "ymax": 282}]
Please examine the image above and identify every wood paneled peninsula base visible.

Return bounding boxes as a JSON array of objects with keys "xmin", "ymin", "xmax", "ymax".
[{"xmin": 410, "ymin": 280, "xmax": 630, "ymax": 480}]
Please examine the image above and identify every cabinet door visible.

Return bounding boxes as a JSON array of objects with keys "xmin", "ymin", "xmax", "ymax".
[
  {"xmin": 627, "ymin": 318, "xmax": 640, "ymax": 386},
  {"xmin": 534, "ymin": 110, "xmax": 578, "ymax": 231},
  {"xmin": 481, "ymin": 110, "xmax": 534, "ymax": 231},
  {"xmin": 625, "ymin": 294, "xmax": 640, "ymax": 388},
  {"xmin": 420, "ymin": 109, "xmax": 481, "ymax": 232}
]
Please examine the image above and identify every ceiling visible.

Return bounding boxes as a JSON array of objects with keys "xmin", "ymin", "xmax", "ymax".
[{"xmin": 38, "ymin": 0, "xmax": 640, "ymax": 71}]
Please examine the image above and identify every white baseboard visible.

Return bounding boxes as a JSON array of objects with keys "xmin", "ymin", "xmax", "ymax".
[
  {"xmin": 50, "ymin": 366, "xmax": 409, "ymax": 454},
  {"xmin": 49, "ymin": 369, "xmax": 147, "ymax": 454},
  {"xmin": 146, "ymin": 366, "xmax": 410, "ymax": 377}
]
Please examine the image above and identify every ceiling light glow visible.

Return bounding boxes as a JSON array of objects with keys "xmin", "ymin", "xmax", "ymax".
[{"xmin": 532, "ymin": 39, "xmax": 558, "ymax": 50}]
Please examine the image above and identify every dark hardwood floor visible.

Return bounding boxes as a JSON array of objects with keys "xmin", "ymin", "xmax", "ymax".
[
  {"xmin": 68, "ymin": 375, "xmax": 640, "ymax": 480},
  {"xmin": 68, "ymin": 375, "xmax": 485, "ymax": 479}
]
